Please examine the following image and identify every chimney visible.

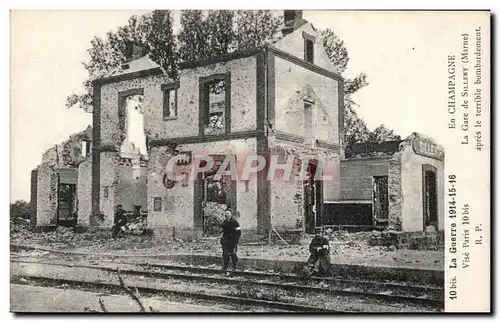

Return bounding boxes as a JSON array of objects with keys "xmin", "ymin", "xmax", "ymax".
[
  {"xmin": 282, "ymin": 10, "xmax": 306, "ymax": 37},
  {"xmin": 124, "ymin": 41, "xmax": 145, "ymax": 63}
]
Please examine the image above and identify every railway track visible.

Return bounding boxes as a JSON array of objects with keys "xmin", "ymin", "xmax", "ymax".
[
  {"xmin": 140, "ymin": 261, "xmax": 444, "ymax": 302},
  {"xmin": 11, "ymin": 259, "xmax": 443, "ymax": 312},
  {"xmin": 11, "ymin": 275, "xmax": 328, "ymax": 312}
]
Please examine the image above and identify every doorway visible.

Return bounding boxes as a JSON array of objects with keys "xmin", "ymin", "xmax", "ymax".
[
  {"xmin": 373, "ymin": 176, "xmax": 389, "ymax": 225},
  {"xmin": 193, "ymin": 155, "xmax": 237, "ymax": 235},
  {"xmin": 57, "ymin": 183, "xmax": 77, "ymax": 227},
  {"xmin": 422, "ymin": 165, "xmax": 438, "ymax": 229},
  {"xmin": 303, "ymin": 160, "xmax": 323, "ymax": 234}
]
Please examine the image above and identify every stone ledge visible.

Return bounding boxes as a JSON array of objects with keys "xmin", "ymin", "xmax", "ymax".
[{"xmin": 10, "ymin": 244, "xmax": 444, "ymax": 286}]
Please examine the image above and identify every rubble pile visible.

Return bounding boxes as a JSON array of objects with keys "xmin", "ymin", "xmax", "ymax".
[
  {"xmin": 367, "ymin": 230, "xmax": 399, "ymax": 247},
  {"xmin": 202, "ymin": 202, "xmax": 227, "ymax": 236}
]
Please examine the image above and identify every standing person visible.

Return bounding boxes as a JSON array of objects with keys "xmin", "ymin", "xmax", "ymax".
[
  {"xmin": 220, "ymin": 209, "xmax": 241, "ymax": 275},
  {"xmin": 111, "ymin": 204, "xmax": 127, "ymax": 238}
]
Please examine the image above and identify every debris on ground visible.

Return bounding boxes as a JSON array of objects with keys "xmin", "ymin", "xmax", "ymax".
[{"xmin": 10, "ymin": 220, "xmax": 443, "ymax": 270}]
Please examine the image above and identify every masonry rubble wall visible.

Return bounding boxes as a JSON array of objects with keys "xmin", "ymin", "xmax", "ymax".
[
  {"xmin": 388, "ymin": 153, "xmax": 403, "ymax": 230},
  {"xmin": 32, "ymin": 126, "xmax": 93, "ymax": 229},
  {"xmin": 177, "ymin": 55, "xmax": 258, "ymax": 137},
  {"xmin": 273, "ymin": 53, "xmax": 340, "ymax": 145},
  {"xmin": 339, "ymin": 157, "xmax": 391, "ymax": 201},
  {"xmin": 147, "ymin": 138, "xmax": 258, "ymax": 238},
  {"xmin": 387, "ymin": 133, "xmax": 445, "ymax": 232},
  {"xmin": 268, "ymin": 143, "xmax": 340, "ymax": 231},
  {"xmin": 35, "ymin": 164, "xmax": 58, "ymax": 228},
  {"xmin": 77, "ymin": 158, "xmax": 92, "ymax": 227},
  {"xmin": 400, "ymin": 134, "xmax": 445, "ymax": 232}
]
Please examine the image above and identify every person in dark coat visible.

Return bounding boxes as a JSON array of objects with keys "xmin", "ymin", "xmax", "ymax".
[
  {"xmin": 220, "ymin": 209, "xmax": 241, "ymax": 274},
  {"xmin": 111, "ymin": 204, "xmax": 127, "ymax": 238},
  {"xmin": 305, "ymin": 233, "xmax": 332, "ymax": 277}
]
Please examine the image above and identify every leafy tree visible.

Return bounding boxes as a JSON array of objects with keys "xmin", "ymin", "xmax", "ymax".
[
  {"xmin": 367, "ymin": 124, "xmax": 401, "ymax": 142},
  {"xmin": 318, "ymin": 28, "xmax": 349, "ymax": 74},
  {"xmin": 66, "ymin": 10, "xmax": 176, "ymax": 111},
  {"xmin": 343, "ymin": 104, "xmax": 370, "ymax": 146},
  {"xmin": 318, "ymin": 28, "xmax": 400, "ymax": 145},
  {"xmin": 177, "ymin": 10, "xmax": 208, "ymax": 63},
  {"xmin": 205, "ymin": 10, "xmax": 236, "ymax": 57},
  {"xmin": 145, "ymin": 10, "xmax": 178, "ymax": 80},
  {"xmin": 232, "ymin": 10, "xmax": 282, "ymax": 51},
  {"xmin": 10, "ymin": 200, "xmax": 31, "ymax": 219},
  {"xmin": 319, "ymin": 28, "xmax": 371, "ymax": 146},
  {"xmin": 178, "ymin": 10, "xmax": 281, "ymax": 62}
]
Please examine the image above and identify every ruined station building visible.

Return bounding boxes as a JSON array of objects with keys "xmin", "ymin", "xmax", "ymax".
[
  {"xmin": 31, "ymin": 11, "xmax": 444, "ymax": 243},
  {"xmin": 88, "ymin": 10, "xmax": 344, "ymax": 239}
]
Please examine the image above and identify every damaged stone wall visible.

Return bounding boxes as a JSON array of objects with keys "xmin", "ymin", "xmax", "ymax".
[
  {"xmin": 100, "ymin": 74, "xmax": 168, "ymax": 149},
  {"xmin": 270, "ymin": 177, "xmax": 302, "ymax": 229},
  {"xmin": 77, "ymin": 158, "xmax": 92, "ymax": 227},
  {"xmin": 147, "ymin": 138, "xmax": 258, "ymax": 237},
  {"xmin": 99, "ymin": 75, "xmax": 167, "ymax": 226},
  {"xmin": 99, "ymin": 152, "xmax": 120, "ymax": 227},
  {"xmin": 33, "ymin": 126, "xmax": 93, "ymax": 229},
  {"xmin": 339, "ymin": 157, "xmax": 391, "ymax": 201},
  {"xmin": 387, "ymin": 133, "xmax": 445, "ymax": 232},
  {"xmin": 273, "ymin": 55, "xmax": 340, "ymax": 144},
  {"xmin": 179, "ymin": 56, "xmax": 258, "ymax": 136},
  {"xmin": 268, "ymin": 143, "xmax": 341, "ymax": 230},
  {"xmin": 97, "ymin": 153, "xmax": 149, "ymax": 227},
  {"xmin": 41, "ymin": 126, "xmax": 92, "ymax": 167},
  {"xmin": 273, "ymin": 22, "xmax": 339, "ymax": 75},
  {"xmin": 388, "ymin": 153, "xmax": 403, "ymax": 230},
  {"xmin": 35, "ymin": 164, "xmax": 58, "ymax": 227},
  {"xmin": 115, "ymin": 163, "xmax": 148, "ymax": 212},
  {"xmin": 400, "ymin": 134, "xmax": 445, "ymax": 232},
  {"xmin": 148, "ymin": 144, "xmax": 193, "ymax": 235}
]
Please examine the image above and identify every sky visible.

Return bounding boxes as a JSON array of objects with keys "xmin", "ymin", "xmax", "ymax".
[{"xmin": 10, "ymin": 10, "xmax": 488, "ymax": 202}]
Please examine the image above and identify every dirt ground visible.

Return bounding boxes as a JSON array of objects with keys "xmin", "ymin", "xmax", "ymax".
[
  {"xmin": 10, "ymin": 221, "xmax": 444, "ymax": 270},
  {"xmin": 11, "ymin": 284, "xmax": 233, "ymax": 312}
]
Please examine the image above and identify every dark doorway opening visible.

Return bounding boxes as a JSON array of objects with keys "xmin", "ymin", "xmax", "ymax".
[
  {"xmin": 304, "ymin": 161, "xmax": 323, "ymax": 234},
  {"xmin": 194, "ymin": 155, "xmax": 237, "ymax": 236},
  {"xmin": 373, "ymin": 176, "xmax": 389, "ymax": 226},
  {"xmin": 422, "ymin": 165, "xmax": 438, "ymax": 229},
  {"xmin": 57, "ymin": 183, "xmax": 77, "ymax": 227}
]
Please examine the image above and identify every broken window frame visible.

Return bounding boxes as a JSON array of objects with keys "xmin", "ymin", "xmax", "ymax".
[
  {"xmin": 81, "ymin": 139, "xmax": 91, "ymax": 158},
  {"xmin": 118, "ymin": 88, "xmax": 144, "ymax": 135},
  {"xmin": 162, "ymin": 82, "xmax": 180, "ymax": 120},
  {"xmin": 117, "ymin": 88, "xmax": 148, "ymax": 159},
  {"xmin": 81, "ymin": 140, "xmax": 88, "ymax": 158},
  {"xmin": 302, "ymin": 32, "xmax": 316, "ymax": 64},
  {"xmin": 199, "ymin": 73, "xmax": 231, "ymax": 136},
  {"xmin": 304, "ymin": 101, "xmax": 314, "ymax": 146}
]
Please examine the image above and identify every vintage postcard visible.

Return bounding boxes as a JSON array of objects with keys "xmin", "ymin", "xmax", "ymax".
[{"xmin": 10, "ymin": 9, "xmax": 490, "ymax": 313}]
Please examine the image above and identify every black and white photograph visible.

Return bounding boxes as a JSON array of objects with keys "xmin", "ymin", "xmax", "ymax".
[{"xmin": 9, "ymin": 8, "xmax": 490, "ymax": 313}]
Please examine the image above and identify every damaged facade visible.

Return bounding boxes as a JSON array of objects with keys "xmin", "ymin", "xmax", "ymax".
[
  {"xmin": 325, "ymin": 133, "xmax": 445, "ymax": 234},
  {"xmin": 30, "ymin": 10, "xmax": 444, "ymax": 241},
  {"xmin": 90, "ymin": 10, "xmax": 343, "ymax": 240},
  {"xmin": 30, "ymin": 126, "xmax": 93, "ymax": 230}
]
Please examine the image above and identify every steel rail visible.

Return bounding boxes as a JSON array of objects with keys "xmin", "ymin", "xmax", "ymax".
[
  {"xmin": 11, "ymin": 259, "xmax": 443, "ymax": 309},
  {"xmin": 11, "ymin": 274, "xmax": 336, "ymax": 313}
]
